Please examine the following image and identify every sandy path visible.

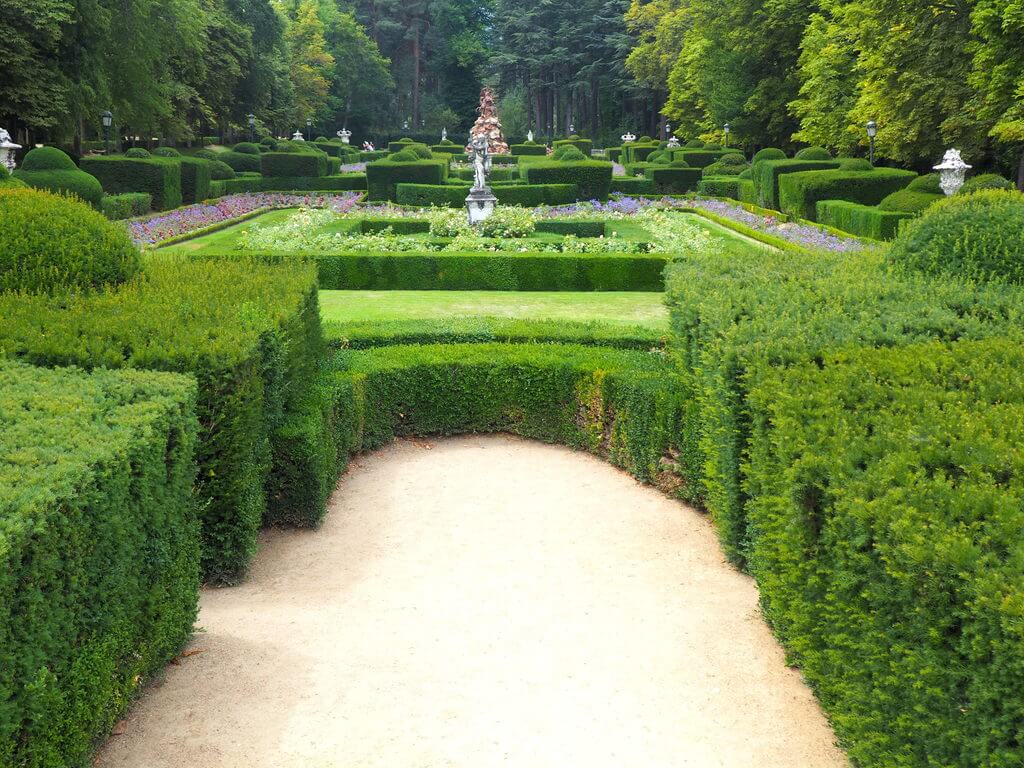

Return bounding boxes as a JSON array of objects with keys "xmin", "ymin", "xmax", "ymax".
[{"xmin": 96, "ymin": 435, "xmax": 848, "ymax": 768}]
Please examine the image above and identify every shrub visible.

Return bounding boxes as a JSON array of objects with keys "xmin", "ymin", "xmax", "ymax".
[
  {"xmin": 389, "ymin": 149, "xmax": 419, "ymax": 162},
  {"xmin": 887, "ymin": 189, "xmax": 1024, "ymax": 283},
  {"xmin": 0, "ymin": 257, "xmax": 324, "ymax": 582},
  {"xmin": 644, "ymin": 166, "xmax": 702, "ymax": 194},
  {"xmin": 394, "ymin": 182, "xmax": 577, "ymax": 207},
  {"xmin": 836, "ymin": 157, "xmax": 873, "ymax": 171},
  {"xmin": 684, "ymin": 139, "xmax": 704, "ymax": 148},
  {"xmin": 152, "ymin": 147, "xmax": 181, "ymax": 157},
  {"xmin": 622, "ymin": 143, "xmax": 659, "ymax": 165},
  {"xmin": 0, "ymin": 361, "xmax": 199, "ymax": 768},
  {"xmin": 752, "ymin": 147, "xmax": 786, "ymax": 163},
  {"xmin": 125, "ymin": 147, "xmax": 152, "ymax": 158},
  {"xmin": 523, "ymin": 160, "xmax": 613, "ymax": 200},
  {"xmin": 101, "ymin": 191, "xmax": 152, "ymax": 220},
  {"xmin": 411, "ymin": 143, "xmax": 433, "ymax": 159},
  {"xmin": 552, "ymin": 145, "xmax": 587, "ymax": 162},
  {"xmin": 815, "ymin": 199, "xmax": 914, "ymax": 240},
  {"xmin": 432, "ymin": 143, "xmax": 463, "ymax": 155},
  {"xmin": 233, "ymin": 142, "xmax": 262, "ymax": 155},
  {"xmin": 387, "ymin": 138, "xmax": 416, "ymax": 153},
  {"xmin": 877, "ymin": 188, "xmax": 944, "ymax": 213},
  {"xmin": 179, "ymin": 156, "xmax": 212, "ymax": 203},
  {"xmin": 702, "ymin": 153, "xmax": 748, "ymax": 177},
  {"xmin": 534, "ymin": 220, "xmax": 606, "ymax": 238},
  {"xmin": 511, "ymin": 143, "xmax": 548, "ymax": 156},
  {"xmin": 367, "ymin": 158, "xmax": 448, "ymax": 201},
  {"xmin": 908, "ymin": 172, "xmax": 943, "ymax": 194},
  {"xmin": 220, "ymin": 151, "xmax": 262, "ymax": 174},
  {"xmin": 194, "ymin": 149, "xmax": 219, "ymax": 161},
  {"xmin": 478, "ymin": 206, "xmax": 536, "ymax": 237},
  {"xmin": 778, "ymin": 168, "xmax": 917, "ymax": 221},
  {"xmin": 80, "ymin": 155, "xmax": 183, "ymax": 210},
  {"xmin": 552, "ymin": 137, "xmax": 593, "ymax": 155},
  {"xmin": 13, "ymin": 146, "xmax": 104, "ymax": 207},
  {"xmin": 258, "ymin": 174, "xmax": 367, "ymax": 192},
  {"xmin": 610, "ymin": 177, "xmax": 655, "ymax": 195},
  {"xmin": 794, "ymin": 145, "xmax": 831, "ymax": 160},
  {"xmin": 0, "ymin": 188, "xmax": 140, "ymax": 293},
  {"xmin": 750, "ymin": 159, "xmax": 841, "ymax": 209},
  {"xmin": 959, "ymin": 173, "xmax": 1016, "ymax": 194},
  {"xmin": 260, "ymin": 151, "xmax": 327, "ymax": 178},
  {"xmin": 668, "ymin": 149, "xmax": 734, "ymax": 168},
  {"xmin": 209, "ymin": 159, "xmax": 236, "ymax": 180},
  {"xmin": 697, "ymin": 176, "xmax": 742, "ymax": 198}
]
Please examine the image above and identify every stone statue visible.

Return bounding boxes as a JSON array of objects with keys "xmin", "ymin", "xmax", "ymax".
[
  {"xmin": 468, "ymin": 133, "xmax": 491, "ymax": 190},
  {"xmin": 441, "ymin": 127, "xmax": 448, "ymax": 142},
  {"xmin": 336, "ymin": 128, "xmax": 352, "ymax": 144},
  {"xmin": 527, "ymin": 130, "xmax": 534, "ymax": 142},
  {"xmin": 0, "ymin": 128, "xmax": 21, "ymax": 173}
]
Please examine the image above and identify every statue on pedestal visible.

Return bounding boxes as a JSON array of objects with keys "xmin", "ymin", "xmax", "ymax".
[
  {"xmin": 465, "ymin": 87, "xmax": 509, "ymax": 155},
  {"xmin": 0, "ymin": 128, "xmax": 20, "ymax": 173},
  {"xmin": 468, "ymin": 134, "xmax": 491, "ymax": 191}
]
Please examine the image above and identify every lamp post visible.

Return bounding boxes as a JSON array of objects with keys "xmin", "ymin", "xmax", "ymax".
[
  {"xmin": 724, "ymin": 122, "xmax": 731, "ymax": 148},
  {"xmin": 665, "ymin": 122, "xmax": 671, "ymax": 140},
  {"xmin": 306, "ymin": 118, "xmax": 312, "ymax": 141},
  {"xmin": 866, "ymin": 120, "xmax": 877, "ymax": 165},
  {"xmin": 247, "ymin": 113, "xmax": 256, "ymax": 143},
  {"xmin": 101, "ymin": 110, "xmax": 113, "ymax": 155}
]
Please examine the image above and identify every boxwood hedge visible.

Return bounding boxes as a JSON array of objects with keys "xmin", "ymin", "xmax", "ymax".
[
  {"xmin": 778, "ymin": 168, "xmax": 917, "ymax": 221},
  {"xmin": 394, "ymin": 182, "xmax": 578, "ymax": 207},
  {"xmin": 261, "ymin": 151, "xmax": 328, "ymax": 178},
  {"xmin": 367, "ymin": 159, "xmax": 449, "ymax": 201},
  {"xmin": 815, "ymin": 199, "xmax": 914, "ymax": 240},
  {"xmin": 522, "ymin": 160, "xmax": 613, "ymax": 200},
  {"xmin": 750, "ymin": 158, "xmax": 840, "ymax": 210},
  {"xmin": 0, "ymin": 361, "xmax": 198, "ymax": 768},
  {"xmin": 12, "ymin": 147, "xmax": 104, "ymax": 208},
  {"xmin": 80, "ymin": 156, "xmax": 183, "ymax": 211}
]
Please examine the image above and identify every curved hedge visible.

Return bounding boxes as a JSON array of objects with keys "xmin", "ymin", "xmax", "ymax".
[
  {"xmin": 0, "ymin": 188, "xmax": 140, "ymax": 293},
  {"xmin": 0, "ymin": 361, "xmax": 198, "ymax": 768},
  {"xmin": 778, "ymin": 168, "xmax": 916, "ymax": 221},
  {"xmin": 14, "ymin": 147, "xmax": 104, "ymax": 207}
]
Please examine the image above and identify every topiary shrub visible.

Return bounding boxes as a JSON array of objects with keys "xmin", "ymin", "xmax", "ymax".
[
  {"xmin": 152, "ymin": 147, "xmax": 180, "ymax": 158},
  {"xmin": 0, "ymin": 188, "xmax": 140, "ymax": 293},
  {"xmin": 233, "ymin": 142, "xmax": 262, "ymax": 155},
  {"xmin": 208, "ymin": 159, "xmax": 236, "ymax": 180},
  {"xmin": 959, "ymin": 173, "xmax": 1016, "ymax": 194},
  {"xmin": 837, "ymin": 157, "xmax": 873, "ymax": 171},
  {"xmin": 703, "ymin": 143, "xmax": 722, "ymax": 150},
  {"xmin": 125, "ymin": 148, "xmax": 152, "ymax": 159},
  {"xmin": 13, "ymin": 147, "xmax": 104, "ymax": 207},
  {"xmin": 702, "ymin": 153, "xmax": 748, "ymax": 177},
  {"xmin": 411, "ymin": 143, "xmax": 433, "ymax": 159},
  {"xmin": 389, "ymin": 149, "xmax": 419, "ymax": 162},
  {"xmin": 638, "ymin": 135, "xmax": 652, "ymax": 143},
  {"xmin": 778, "ymin": 168, "xmax": 917, "ymax": 221},
  {"xmin": 752, "ymin": 147, "xmax": 787, "ymax": 163},
  {"xmin": 738, "ymin": 168, "xmax": 752, "ymax": 180},
  {"xmin": 552, "ymin": 145, "xmax": 586, "ymax": 162},
  {"xmin": 909, "ymin": 173, "xmax": 943, "ymax": 194},
  {"xmin": 178, "ymin": 156, "xmax": 212, "ymax": 203},
  {"xmin": 887, "ymin": 190, "xmax": 1024, "ymax": 283},
  {"xmin": 524, "ymin": 159, "xmax": 613, "ymax": 200},
  {"xmin": 80, "ymin": 155, "xmax": 182, "ymax": 211},
  {"xmin": 878, "ymin": 173, "xmax": 945, "ymax": 213},
  {"xmin": 795, "ymin": 146, "xmax": 831, "ymax": 160},
  {"xmin": 0, "ymin": 165, "xmax": 27, "ymax": 189},
  {"xmin": 684, "ymin": 139, "xmax": 704, "ymax": 148}
]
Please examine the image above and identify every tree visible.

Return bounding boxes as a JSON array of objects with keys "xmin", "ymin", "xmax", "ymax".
[{"xmin": 284, "ymin": 0, "xmax": 335, "ymax": 126}]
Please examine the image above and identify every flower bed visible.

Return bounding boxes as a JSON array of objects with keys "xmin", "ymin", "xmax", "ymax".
[{"xmin": 127, "ymin": 192, "xmax": 361, "ymax": 245}]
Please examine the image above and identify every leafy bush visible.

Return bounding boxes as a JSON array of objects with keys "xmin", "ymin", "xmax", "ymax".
[
  {"xmin": 621, "ymin": 143, "xmax": 659, "ymax": 165},
  {"xmin": 220, "ymin": 150, "xmax": 262, "ymax": 174},
  {"xmin": 389, "ymin": 149, "xmax": 419, "ymax": 162},
  {"xmin": 387, "ymin": 138, "xmax": 416, "ymax": 153},
  {"xmin": 260, "ymin": 151, "xmax": 327, "ymax": 178},
  {"xmin": 0, "ymin": 361, "xmax": 199, "ymax": 768},
  {"xmin": 523, "ymin": 159, "xmax": 613, "ymax": 200},
  {"xmin": 878, "ymin": 174, "xmax": 945, "ymax": 212},
  {"xmin": 101, "ymin": 191, "xmax": 152, "ymax": 219},
  {"xmin": 152, "ymin": 147, "xmax": 181, "ymax": 157},
  {"xmin": 794, "ymin": 145, "xmax": 831, "ymax": 160},
  {"xmin": 478, "ymin": 206, "xmax": 536, "ymax": 237},
  {"xmin": 552, "ymin": 145, "xmax": 587, "ymax": 162},
  {"xmin": 702, "ymin": 153, "xmax": 748, "ymax": 177},
  {"xmin": 80, "ymin": 155, "xmax": 182, "ymax": 210},
  {"xmin": 684, "ymin": 139, "xmax": 704, "ymax": 148},
  {"xmin": 888, "ymin": 189, "xmax": 1024, "ymax": 283},
  {"xmin": 125, "ymin": 147, "xmax": 152, "ymax": 158},
  {"xmin": 209, "ymin": 159, "xmax": 236, "ymax": 180},
  {"xmin": 411, "ymin": 143, "xmax": 433, "ymax": 159},
  {"xmin": 815, "ymin": 199, "xmax": 914, "ymax": 240},
  {"xmin": 0, "ymin": 257, "xmax": 323, "ymax": 582},
  {"xmin": 0, "ymin": 188, "xmax": 140, "ymax": 293},
  {"xmin": 233, "ymin": 142, "xmax": 262, "ymax": 155},
  {"xmin": 668, "ymin": 149, "xmax": 734, "ymax": 168},
  {"xmin": 697, "ymin": 176, "xmax": 742, "ymax": 198},
  {"xmin": 778, "ymin": 168, "xmax": 916, "ymax": 221},
  {"xmin": 836, "ymin": 157, "xmax": 873, "ymax": 170},
  {"xmin": 752, "ymin": 147, "xmax": 786, "ymax": 163},
  {"xmin": 194, "ymin": 149, "xmax": 219, "ymax": 161},
  {"xmin": 959, "ymin": 173, "xmax": 1016, "ymax": 194},
  {"xmin": 13, "ymin": 146, "xmax": 104, "ymax": 207},
  {"xmin": 367, "ymin": 158, "xmax": 449, "ymax": 201},
  {"xmin": 750, "ymin": 158, "xmax": 840, "ymax": 209}
]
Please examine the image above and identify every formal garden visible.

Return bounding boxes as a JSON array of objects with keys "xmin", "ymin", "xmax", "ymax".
[{"xmin": 4, "ymin": 0, "xmax": 1024, "ymax": 763}]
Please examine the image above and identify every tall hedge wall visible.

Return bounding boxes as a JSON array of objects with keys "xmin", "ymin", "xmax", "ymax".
[
  {"xmin": 0, "ymin": 258, "xmax": 323, "ymax": 583},
  {"xmin": 0, "ymin": 361, "xmax": 199, "ymax": 767},
  {"xmin": 80, "ymin": 156, "xmax": 183, "ymax": 211},
  {"xmin": 778, "ymin": 168, "xmax": 917, "ymax": 221},
  {"xmin": 179, "ymin": 156, "xmax": 213, "ymax": 203},
  {"xmin": 523, "ymin": 160, "xmax": 613, "ymax": 200},
  {"xmin": 750, "ymin": 159, "xmax": 840, "ymax": 210},
  {"xmin": 366, "ymin": 159, "xmax": 449, "ymax": 201},
  {"xmin": 260, "ymin": 151, "xmax": 328, "ymax": 178},
  {"xmin": 644, "ymin": 166, "xmax": 702, "ymax": 194}
]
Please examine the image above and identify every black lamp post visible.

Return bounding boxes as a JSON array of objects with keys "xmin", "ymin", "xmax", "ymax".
[
  {"xmin": 306, "ymin": 118, "xmax": 312, "ymax": 141},
  {"xmin": 723, "ymin": 122, "xmax": 731, "ymax": 148},
  {"xmin": 247, "ymin": 113, "xmax": 256, "ymax": 143},
  {"xmin": 665, "ymin": 122, "xmax": 671, "ymax": 140},
  {"xmin": 101, "ymin": 110, "xmax": 113, "ymax": 154},
  {"xmin": 866, "ymin": 120, "xmax": 877, "ymax": 165}
]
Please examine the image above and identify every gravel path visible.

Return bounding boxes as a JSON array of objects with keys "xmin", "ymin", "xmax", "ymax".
[{"xmin": 96, "ymin": 435, "xmax": 848, "ymax": 768}]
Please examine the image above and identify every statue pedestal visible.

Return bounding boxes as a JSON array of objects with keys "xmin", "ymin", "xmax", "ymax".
[{"xmin": 466, "ymin": 187, "xmax": 497, "ymax": 226}]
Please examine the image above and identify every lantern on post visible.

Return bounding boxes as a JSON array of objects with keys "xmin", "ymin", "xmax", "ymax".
[
  {"xmin": 247, "ymin": 114, "xmax": 256, "ymax": 143},
  {"xmin": 866, "ymin": 120, "xmax": 877, "ymax": 164},
  {"xmin": 723, "ymin": 123, "xmax": 731, "ymax": 148},
  {"xmin": 101, "ymin": 110, "xmax": 113, "ymax": 155}
]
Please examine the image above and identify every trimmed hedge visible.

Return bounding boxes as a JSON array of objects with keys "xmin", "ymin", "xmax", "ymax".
[
  {"xmin": 622, "ymin": 143, "xmax": 659, "ymax": 165},
  {"xmin": 511, "ymin": 143, "xmax": 548, "ymax": 156},
  {"xmin": 0, "ymin": 361, "xmax": 199, "ymax": 768},
  {"xmin": 454, "ymin": 165, "xmax": 518, "ymax": 182},
  {"xmin": 645, "ymin": 166, "xmax": 702, "ymax": 194},
  {"xmin": 259, "ymin": 174, "xmax": 367, "ymax": 192},
  {"xmin": 745, "ymin": 338, "xmax": 1024, "ymax": 767},
  {"xmin": 778, "ymin": 168, "xmax": 917, "ymax": 221},
  {"xmin": 220, "ymin": 151, "xmax": 262, "ymax": 174},
  {"xmin": 553, "ymin": 137, "xmax": 593, "ymax": 155},
  {"xmin": 667, "ymin": 149, "xmax": 734, "ymax": 168},
  {"xmin": 261, "ymin": 151, "xmax": 328, "ymax": 178},
  {"xmin": 80, "ymin": 156, "xmax": 182, "ymax": 211},
  {"xmin": 750, "ymin": 159, "xmax": 840, "ymax": 209},
  {"xmin": 13, "ymin": 147, "xmax": 104, "ymax": 208},
  {"xmin": 333, "ymin": 343, "xmax": 682, "ymax": 487},
  {"xmin": 523, "ymin": 160, "xmax": 613, "ymax": 200},
  {"xmin": 179, "ymin": 156, "xmax": 213, "ymax": 204},
  {"xmin": 534, "ymin": 220, "xmax": 607, "ymax": 237},
  {"xmin": 431, "ymin": 143, "xmax": 463, "ymax": 155},
  {"xmin": 394, "ymin": 182, "xmax": 578, "ymax": 207},
  {"xmin": 815, "ymin": 199, "xmax": 914, "ymax": 240},
  {"xmin": 0, "ymin": 188, "xmax": 140, "ymax": 294},
  {"xmin": 697, "ymin": 176, "xmax": 742, "ymax": 198},
  {"xmin": 0, "ymin": 257, "xmax": 323, "ymax": 583},
  {"xmin": 879, "ymin": 173, "xmax": 945, "ymax": 213},
  {"xmin": 367, "ymin": 159, "xmax": 448, "ymax": 201},
  {"xmin": 793, "ymin": 145, "xmax": 831, "ymax": 160},
  {"xmin": 610, "ymin": 177, "xmax": 655, "ymax": 195},
  {"xmin": 101, "ymin": 192, "xmax": 152, "ymax": 220}
]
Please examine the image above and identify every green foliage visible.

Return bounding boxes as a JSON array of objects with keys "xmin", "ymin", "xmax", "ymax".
[
  {"xmin": 644, "ymin": 166, "xmax": 703, "ymax": 194},
  {"xmin": 394, "ymin": 183, "xmax": 579, "ymax": 207},
  {"xmin": 622, "ymin": 143, "xmax": 660, "ymax": 165},
  {"xmin": 879, "ymin": 173, "xmax": 945, "ymax": 212},
  {"xmin": 234, "ymin": 142, "xmax": 262, "ymax": 155},
  {"xmin": 697, "ymin": 176, "xmax": 742, "ymax": 198},
  {"xmin": 836, "ymin": 157, "xmax": 873, "ymax": 170},
  {"xmin": 0, "ymin": 257, "xmax": 322, "ymax": 582},
  {"xmin": 793, "ymin": 145, "xmax": 830, "ymax": 160},
  {"xmin": 411, "ymin": 143, "xmax": 433, "ymax": 159},
  {"xmin": 80, "ymin": 156, "xmax": 182, "ymax": 211},
  {"xmin": 152, "ymin": 147, "xmax": 181, "ymax": 157},
  {"xmin": 258, "ymin": 174, "xmax": 367, "ymax": 192},
  {"xmin": 523, "ymin": 160, "xmax": 613, "ymax": 200},
  {"xmin": 179, "ymin": 156, "xmax": 212, "ymax": 203},
  {"xmin": 745, "ymin": 339, "xmax": 1024, "ymax": 767},
  {"xmin": 814, "ymin": 199, "xmax": 914, "ymax": 240},
  {"xmin": 553, "ymin": 137, "xmax": 593, "ymax": 154},
  {"xmin": 778, "ymin": 168, "xmax": 917, "ymax": 221},
  {"xmin": 511, "ymin": 143, "xmax": 548, "ymax": 156},
  {"xmin": 260, "ymin": 151, "xmax": 328, "ymax": 178},
  {"xmin": 367, "ymin": 158, "xmax": 449, "ymax": 201},
  {"xmin": 209, "ymin": 159, "xmax": 236, "ymax": 180},
  {"xmin": 220, "ymin": 151, "xmax": 262, "ymax": 174},
  {"xmin": 0, "ymin": 188, "xmax": 140, "ymax": 294},
  {"xmin": 610, "ymin": 177, "xmax": 656, "ymax": 195},
  {"xmin": 125, "ymin": 148, "xmax": 152, "ymax": 158},
  {"xmin": 552, "ymin": 145, "xmax": 587, "ymax": 162},
  {"xmin": 702, "ymin": 154, "xmax": 748, "ymax": 177},
  {"xmin": 0, "ymin": 361, "xmax": 199, "ymax": 768},
  {"xmin": 684, "ymin": 139, "xmax": 704, "ymax": 148},
  {"xmin": 750, "ymin": 159, "xmax": 841, "ymax": 209},
  {"xmin": 14, "ymin": 147, "xmax": 104, "ymax": 207},
  {"xmin": 667, "ymin": 149, "xmax": 733, "ymax": 168},
  {"xmin": 752, "ymin": 147, "xmax": 786, "ymax": 163},
  {"xmin": 888, "ymin": 190, "xmax": 1024, "ymax": 283},
  {"xmin": 101, "ymin": 192, "xmax": 152, "ymax": 220},
  {"xmin": 960, "ymin": 173, "xmax": 1016, "ymax": 194},
  {"xmin": 389, "ymin": 149, "xmax": 420, "ymax": 162}
]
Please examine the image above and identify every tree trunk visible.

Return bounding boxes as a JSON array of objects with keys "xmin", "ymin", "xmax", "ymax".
[
  {"xmin": 1018, "ymin": 146, "xmax": 1024, "ymax": 192},
  {"xmin": 411, "ymin": 28, "xmax": 421, "ymax": 127}
]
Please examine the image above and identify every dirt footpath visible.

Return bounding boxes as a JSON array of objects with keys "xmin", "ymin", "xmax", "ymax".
[{"xmin": 96, "ymin": 435, "xmax": 848, "ymax": 768}]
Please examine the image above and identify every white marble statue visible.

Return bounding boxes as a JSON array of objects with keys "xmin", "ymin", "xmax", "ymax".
[
  {"xmin": 468, "ymin": 133, "xmax": 491, "ymax": 190},
  {"xmin": 0, "ymin": 128, "xmax": 21, "ymax": 173}
]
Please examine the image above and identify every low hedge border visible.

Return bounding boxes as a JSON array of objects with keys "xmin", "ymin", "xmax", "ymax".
[
  {"xmin": 394, "ymin": 183, "xmax": 578, "ymax": 207},
  {"xmin": 815, "ymin": 199, "xmax": 915, "ymax": 241},
  {"xmin": 258, "ymin": 174, "xmax": 367, "ymax": 192},
  {"xmin": 0, "ymin": 361, "xmax": 199, "ymax": 768}
]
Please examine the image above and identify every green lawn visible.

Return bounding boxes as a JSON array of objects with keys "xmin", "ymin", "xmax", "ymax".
[{"xmin": 319, "ymin": 290, "xmax": 668, "ymax": 329}]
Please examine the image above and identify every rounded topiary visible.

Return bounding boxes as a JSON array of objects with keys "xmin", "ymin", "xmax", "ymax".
[
  {"xmin": 124, "ymin": 148, "xmax": 152, "ymax": 159},
  {"xmin": 568, "ymin": 134, "xmax": 580, "ymax": 140},
  {"xmin": 795, "ymin": 146, "xmax": 831, "ymax": 161},
  {"xmin": 703, "ymin": 143, "xmax": 722, "ymax": 150},
  {"xmin": 209, "ymin": 159, "xmax": 236, "ymax": 180},
  {"xmin": 752, "ymin": 147, "xmax": 787, "ymax": 163},
  {"xmin": 959, "ymin": 173, "xmax": 1016, "ymax": 195},
  {"xmin": 194, "ymin": 149, "xmax": 219, "ymax": 161},
  {"xmin": 647, "ymin": 150, "xmax": 666, "ymax": 163},
  {"xmin": 234, "ymin": 142, "xmax": 262, "ymax": 155},
  {"xmin": 259, "ymin": 137, "xmax": 277, "ymax": 149},
  {"xmin": 887, "ymin": 190, "xmax": 1024, "ymax": 283},
  {"xmin": 553, "ymin": 145, "xmax": 586, "ymax": 162},
  {"xmin": 908, "ymin": 173, "xmax": 943, "ymax": 194},
  {"xmin": 878, "ymin": 189, "xmax": 943, "ymax": 213},
  {"xmin": 638, "ymin": 135, "xmax": 652, "ymax": 143},
  {"xmin": 684, "ymin": 139, "xmax": 704, "ymax": 149},
  {"xmin": 670, "ymin": 159, "xmax": 690, "ymax": 167},
  {"xmin": 152, "ymin": 147, "xmax": 181, "ymax": 157},
  {"xmin": 411, "ymin": 143, "xmax": 433, "ymax": 159},
  {"xmin": 389, "ymin": 149, "xmax": 419, "ymax": 162},
  {"xmin": 315, "ymin": 136, "xmax": 329, "ymax": 142},
  {"xmin": 653, "ymin": 153, "xmax": 673, "ymax": 165},
  {"xmin": 0, "ymin": 188, "xmax": 140, "ymax": 294},
  {"xmin": 439, "ymin": 138, "xmax": 455, "ymax": 146},
  {"xmin": 0, "ymin": 165, "xmax": 26, "ymax": 189},
  {"xmin": 837, "ymin": 157, "xmax": 873, "ymax": 171},
  {"xmin": 14, "ymin": 147, "xmax": 103, "ymax": 207},
  {"xmin": 703, "ymin": 154, "xmax": 748, "ymax": 176}
]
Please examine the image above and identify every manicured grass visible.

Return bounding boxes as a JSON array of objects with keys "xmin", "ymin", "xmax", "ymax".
[{"xmin": 319, "ymin": 290, "xmax": 668, "ymax": 329}]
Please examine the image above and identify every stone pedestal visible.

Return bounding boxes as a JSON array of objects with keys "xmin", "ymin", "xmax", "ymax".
[{"xmin": 466, "ymin": 187, "xmax": 497, "ymax": 226}]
